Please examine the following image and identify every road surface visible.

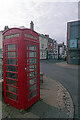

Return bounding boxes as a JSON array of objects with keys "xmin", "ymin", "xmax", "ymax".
[{"xmin": 40, "ymin": 60, "xmax": 79, "ymax": 118}]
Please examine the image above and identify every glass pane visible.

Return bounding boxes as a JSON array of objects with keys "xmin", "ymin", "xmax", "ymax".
[
  {"xmin": 6, "ymin": 72, "xmax": 16, "ymax": 79},
  {"xmin": 16, "ymin": 81, "xmax": 18, "ymax": 87},
  {"xmin": 28, "ymin": 95, "xmax": 30, "ymax": 100},
  {"xmin": 6, "ymin": 85, "xmax": 16, "ymax": 93},
  {"xmin": 6, "ymin": 92, "xmax": 16, "ymax": 101},
  {"xmin": 15, "ymin": 51, "xmax": 18, "ymax": 58},
  {"xmin": 30, "ymin": 84, "xmax": 37, "ymax": 92},
  {"xmin": 5, "ymin": 52, "xmax": 7, "ymax": 57},
  {"xmin": 7, "ymin": 52, "xmax": 15, "ymax": 57},
  {"xmin": 27, "ymin": 51, "xmax": 29, "ymax": 57},
  {"xmin": 29, "ymin": 58, "xmax": 36, "ymax": 64},
  {"xmin": 7, "ymin": 66, "xmax": 18, "ymax": 72},
  {"xmin": 30, "ymin": 77, "xmax": 37, "ymax": 85},
  {"xmin": 29, "ymin": 52, "xmax": 36, "ymax": 57},
  {"xmin": 6, "ymin": 79, "xmax": 18, "ymax": 86},
  {"xmin": 5, "ymin": 45, "xmax": 8, "ymax": 51},
  {"xmin": 27, "ymin": 59, "xmax": 28, "ymax": 64},
  {"xmin": 17, "ymin": 96, "xmax": 18, "ymax": 101},
  {"xmin": 8, "ymin": 59, "xmax": 15, "ymax": 65},
  {"xmin": 16, "ymin": 58, "xmax": 18, "ymax": 65},
  {"xmin": 29, "ymin": 65, "xmax": 36, "ymax": 71},
  {"xmin": 30, "ymin": 90, "xmax": 37, "ymax": 99},
  {"xmin": 29, "ymin": 44, "xmax": 36, "ymax": 50},
  {"xmin": 8, "ymin": 44, "xmax": 15, "ymax": 51},
  {"xmin": 27, "ymin": 45, "xmax": 29, "ymax": 50},
  {"xmin": 30, "ymin": 71, "xmax": 37, "ymax": 78},
  {"xmin": 29, "ymin": 65, "xmax": 36, "ymax": 69}
]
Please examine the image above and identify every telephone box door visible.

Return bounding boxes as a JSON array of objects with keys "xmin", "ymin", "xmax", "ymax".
[
  {"xmin": 25, "ymin": 41, "xmax": 40, "ymax": 109},
  {"xmin": 3, "ymin": 43, "xmax": 19, "ymax": 106}
]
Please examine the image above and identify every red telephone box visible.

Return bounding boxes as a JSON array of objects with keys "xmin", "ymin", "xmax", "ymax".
[{"xmin": 3, "ymin": 28, "xmax": 40, "ymax": 110}]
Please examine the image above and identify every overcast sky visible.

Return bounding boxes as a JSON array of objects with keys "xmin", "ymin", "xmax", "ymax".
[{"xmin": 0, "ymin": 0, "xmax": 79, "ymax": 44}]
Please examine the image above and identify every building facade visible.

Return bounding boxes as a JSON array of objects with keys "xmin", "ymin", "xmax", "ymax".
[
  {"xmin": 53, "ymin": 40, "xmax": 58, "ymax": 59},
  {"xmin": 0, "ymin": 31, "xmax": 2, "ymax": 49},
  {"xmin": 39, "ymin": 34, "xmax": 48, "ymax": 59},
  {"xmin": 58, "ymin": 42, "xmax": 66, "ymax": 59},
  {"xmin": 47, "ymin": 37, "xmax": 58, "ymax": 59},
  {"xmin": 0, "ymin": 31, "xmax": 3, "ymax": 58},
  {"xmin": 0, "ymin": 26, "xmax": 9, "ymax": 58},
  {"xmin": 67, "ymin": 20, "xmax": 80, "ymax": 64}
]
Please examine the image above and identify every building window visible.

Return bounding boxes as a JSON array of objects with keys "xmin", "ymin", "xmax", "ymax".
[
  {"xmin": 42, "ymin": 44, "xmax": 44, "ymax": 49},
  {"xmin": 51, "ymin": 43, "xmax": 52, "ymax": 46},
  {"xmin": 42, "ymin": 52, "xmax": 43, "ymax": 57}
]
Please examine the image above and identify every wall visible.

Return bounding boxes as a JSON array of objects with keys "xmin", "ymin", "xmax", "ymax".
[
  {"xmin": 70, "ymin": 50, "xmax": 80, "ymax": 64},
  {"xmin": 0, "ymin": 31, "xmax": 2, "ymax": 49},
  {"xmin": 39, "ymin": 34, "xmax": 48, "ymax": 59},
  {"xmin": 67, "ymin": 20, "xmax": 80, "ymax": 64}
]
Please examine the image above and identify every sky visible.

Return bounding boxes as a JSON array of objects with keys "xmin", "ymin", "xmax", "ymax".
[{"xmin": 0, "ymin": 0, "xmax": 79, "ymax": 45}]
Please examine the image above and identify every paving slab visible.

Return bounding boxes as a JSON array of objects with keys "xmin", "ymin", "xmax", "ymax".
[
  {"xmin": 40, "ymin": 75, "xmax": 74, "ymax": 118},
  {"xmin": 1, "ymin": 74, "xmax": 74, "ymax": 119}
]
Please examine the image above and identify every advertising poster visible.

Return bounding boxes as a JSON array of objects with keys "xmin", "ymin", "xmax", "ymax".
[{"xmin": 70, "ymin": 39, "xmax": 77, "ymax": 48}]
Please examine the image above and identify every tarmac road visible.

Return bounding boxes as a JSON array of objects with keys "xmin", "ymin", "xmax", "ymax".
[{"xmin": 40, "ymin": 60, "xmax": 79, "ymax": 118}]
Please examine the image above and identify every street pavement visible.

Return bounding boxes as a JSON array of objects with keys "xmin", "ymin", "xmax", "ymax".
[
  {"xmin": 1, "ymin": 60, "xmax": 79, "ymax": 119},
  {"xmin": 1, "ymin": 65, "xmax": 74, "ymax": 119},
  {"xmin": 40, "ymin": 60, "xmax": 79, "ymax": 118}
]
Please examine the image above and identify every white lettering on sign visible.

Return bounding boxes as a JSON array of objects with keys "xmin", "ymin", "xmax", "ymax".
[
  {"xmin": 5, "ymin": 33, "xmax": 19, "ymax": 39},
  {"xmin": 24, "ymin": 34, "xmax": 37, "ymax": 40}
]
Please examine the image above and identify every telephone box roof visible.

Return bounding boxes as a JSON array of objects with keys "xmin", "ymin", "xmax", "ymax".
[{"xmin": 3, "ymin": 27, "xmax": 38, "ymax": 35}]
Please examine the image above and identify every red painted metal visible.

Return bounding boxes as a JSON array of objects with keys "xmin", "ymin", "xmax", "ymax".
[
  {"xmin": 3, "ymin": 28, "xmax": 40, "ymax": 110},
  {"xmin": 67, "ymin": 22, "xmax": 70, "ymax": 63}
]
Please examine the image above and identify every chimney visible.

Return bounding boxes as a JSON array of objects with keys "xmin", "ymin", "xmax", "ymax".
[
  {"xmin": 45, "ymin": 35, "xmax": 49, "ymax": 39},
  {"xmin": 4, "ymin": 26, "xmax": 9, "ymax": 31},
  {"xmin": 30, "ymin": 21, "xmax": 34, "ymax": 30}
]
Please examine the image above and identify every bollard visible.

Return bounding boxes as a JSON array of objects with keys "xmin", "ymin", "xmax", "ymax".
[{"xmin": 40, "ymin": 72, "xmax": 43, "ymax": 83}]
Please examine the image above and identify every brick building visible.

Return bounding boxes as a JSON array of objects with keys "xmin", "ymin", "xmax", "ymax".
[{"xmin": 47, "ymin": 37, "xmax": 58, "ymax": 59}]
